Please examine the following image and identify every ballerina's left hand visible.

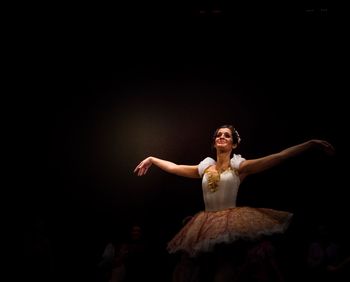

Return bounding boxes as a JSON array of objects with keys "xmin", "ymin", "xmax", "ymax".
[{"xmin": 312, "ymin": 140, "xmax": 336, "ymax": 156}]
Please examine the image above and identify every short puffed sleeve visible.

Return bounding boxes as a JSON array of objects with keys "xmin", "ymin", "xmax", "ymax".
[
  {"xmin": 198, "ymin": 157, "xmax": 216, "ymax": 177},
  {"xmin": 230, "ymin": 154, "xmax": 246, "ymax": 170}
]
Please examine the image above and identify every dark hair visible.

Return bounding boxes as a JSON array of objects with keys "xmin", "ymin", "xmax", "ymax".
[{"xmin": 212, "ymin": 124, "xmax": 241, "ymax": 147}]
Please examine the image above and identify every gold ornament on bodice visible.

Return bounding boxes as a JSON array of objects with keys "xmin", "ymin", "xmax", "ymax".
[{"xmin": 205, "ymin": 166, "xmax": 234, "ymax": 193}]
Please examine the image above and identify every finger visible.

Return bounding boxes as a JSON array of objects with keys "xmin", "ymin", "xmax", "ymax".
[
  {"xmin": 134, "ymin": 163, "xmax": 141, "ymax": 172},
  {"xmin": 134, "ymin": 164, "xmax": 143, "ymax": 173},
  {"xmin": 325, "ymin": 142, "xmax": 335, "ymax": 151}
]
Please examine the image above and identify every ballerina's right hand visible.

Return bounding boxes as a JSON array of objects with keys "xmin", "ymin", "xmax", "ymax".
[{"xmin": 133, "ymin": 157, "xmax": 152, "ymax": 176}]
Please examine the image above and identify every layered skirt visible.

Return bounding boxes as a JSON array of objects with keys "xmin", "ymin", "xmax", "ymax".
[{"xmin": 167, "ymin": 207, "xmax": 293, "ymax": 257}]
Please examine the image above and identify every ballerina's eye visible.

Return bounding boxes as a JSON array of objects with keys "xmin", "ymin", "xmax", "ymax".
[{"xmin": 217, "ymin": 132, "xmax": 232, "ymax": 138}]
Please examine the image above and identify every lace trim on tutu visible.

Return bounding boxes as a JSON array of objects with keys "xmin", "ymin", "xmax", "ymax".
[
  {"xmin": 167, "ymin": 207, "xmax": 293, "ymax": 257},
  {"xmin": 191, "ymin": 217, "xmax": 291, "ymax": 255}
]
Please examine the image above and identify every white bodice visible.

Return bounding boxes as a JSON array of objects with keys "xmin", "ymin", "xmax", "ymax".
[{"xmin": 198, "ymin": 155, "xmax": 245, "ymax": 211}]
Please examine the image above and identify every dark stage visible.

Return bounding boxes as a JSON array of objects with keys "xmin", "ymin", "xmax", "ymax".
[{"xmin": 18, "ymin": 3, "xmax": 348, "ymax": 282}]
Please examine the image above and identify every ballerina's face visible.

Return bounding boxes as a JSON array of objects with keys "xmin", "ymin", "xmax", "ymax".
[{"xmin": 214, "ymin": 128, "xmax": 234, "ymax": 150}]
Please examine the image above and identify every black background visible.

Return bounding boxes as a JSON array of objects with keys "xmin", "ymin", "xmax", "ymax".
[{"xmin": 16, "ymin": 3, "xmax": 348, "ymax": 281}]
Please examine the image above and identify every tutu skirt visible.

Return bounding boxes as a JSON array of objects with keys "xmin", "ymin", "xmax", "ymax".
[{"xmin": 167, "ymin": 207, "xmax": 293, "ymax": 257}]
